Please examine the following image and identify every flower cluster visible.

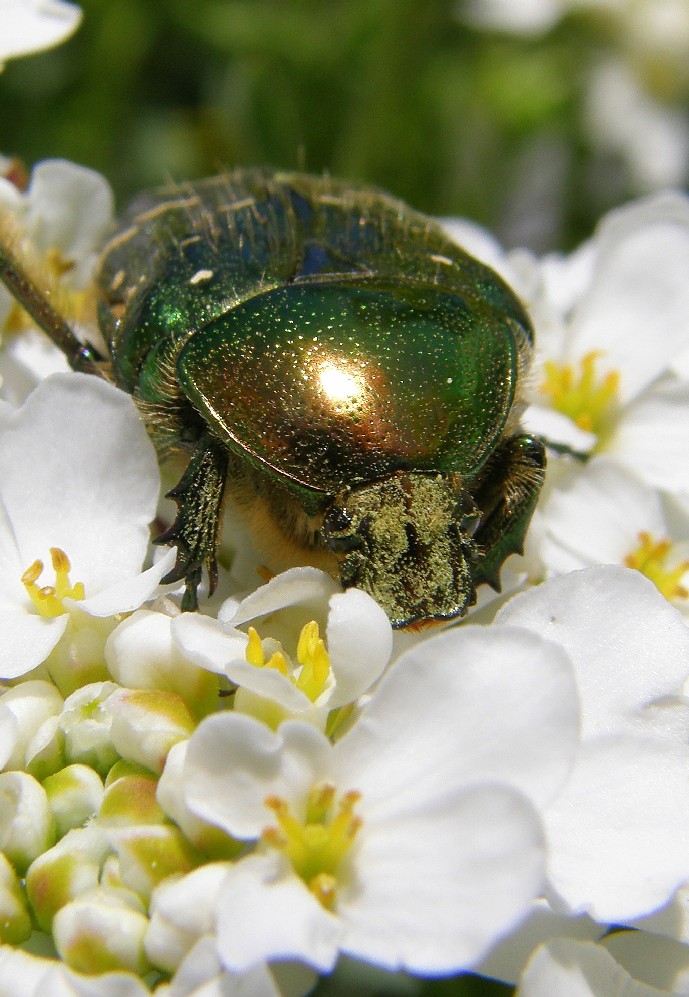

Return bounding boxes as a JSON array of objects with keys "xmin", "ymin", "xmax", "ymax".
[
  {"xmin": 4, "ymin": 24, "xmax": 689, "ymax": 994},
  {"xmin": 0, "ymin": 172, "xmax": 687, "ymax": 997}
]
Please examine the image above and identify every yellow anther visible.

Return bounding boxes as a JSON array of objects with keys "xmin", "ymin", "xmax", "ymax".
[
  {"xmin": 243, "ymin": 620, "xmax": 331, "ymax": 696},
  {"xmin": 21, "ymin": 547, "xmax": 85, "ymax": 618},
  {"xmin": 624, "ymin": 531, "xmax": 689, "ymax": 601},
  {"xmin": 540, "ymin": 350, "xmax": 621, "ymax": 441},
  {"xmin": 295, "ymin": 621, "xmax": 331, "ymax": 702},
  {"xmin": 244, "ymin": 627, "xmax": 288, "ymax": 676},
  {"xmin": 245, "ymin": 627, "xmax": 265, "ymax": 666},
  {"xmin": 261, "ymin": 783, "xmax": 363, "ymax": 910},
  {"xmin": 264, "ymin": 651, "xmax": 288, "ymax": 675}
]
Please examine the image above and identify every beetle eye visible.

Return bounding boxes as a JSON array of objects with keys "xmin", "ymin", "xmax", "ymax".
[
  {"xmin": 322, "ymin": 506, "xmax": 361, "ymax": 554},
  {"xmin": 323, "ymin": 506, "xmax": 352, "ymax": 533}
]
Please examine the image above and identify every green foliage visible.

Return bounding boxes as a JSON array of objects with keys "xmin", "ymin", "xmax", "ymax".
[{"xmin": 5, "ymin": 0, "xmax": 685, "ymax": 251}]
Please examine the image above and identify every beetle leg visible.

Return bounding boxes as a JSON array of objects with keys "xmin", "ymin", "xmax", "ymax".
[
  {"xmin": 154, "ymin": 433, "xmax": 229, "ymax": 610},
  {"xmin": 471, "ymin": 434, "xmax": 546, "ymax": 590}
]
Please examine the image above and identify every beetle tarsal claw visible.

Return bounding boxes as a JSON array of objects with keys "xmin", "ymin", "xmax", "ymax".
[{"xmin": 155, "ymin": 434, "xmax": 228, "ymax": 610}]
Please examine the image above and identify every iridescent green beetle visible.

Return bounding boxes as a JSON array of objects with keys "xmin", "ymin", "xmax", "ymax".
[{"xmin": 0, "ymin": 168, "xmax": 545, "ymax": 628}]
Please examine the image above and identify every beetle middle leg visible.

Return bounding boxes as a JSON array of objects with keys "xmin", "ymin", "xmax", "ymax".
[{"xmin": 155, "ymin": 433, "xmax": 229, "ymax": 610}]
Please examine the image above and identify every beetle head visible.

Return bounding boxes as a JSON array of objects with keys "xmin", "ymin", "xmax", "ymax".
[{"xmin": 322, "ymin": 471, "xmax": 480, "ymax": 629}]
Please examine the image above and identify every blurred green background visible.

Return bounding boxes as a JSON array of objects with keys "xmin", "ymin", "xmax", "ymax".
[{"xmin": 2, "ymin": 0, "xmax": 688, "ymax": 254}]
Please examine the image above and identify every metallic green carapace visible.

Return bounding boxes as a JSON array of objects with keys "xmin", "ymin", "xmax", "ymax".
[{"xmin": 2, "ymin": 169, "xmax": 546, "ymax": 627}]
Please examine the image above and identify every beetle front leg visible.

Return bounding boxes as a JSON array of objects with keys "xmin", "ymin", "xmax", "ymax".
[
  {"xmin": 155, "ymin": 434, "xmax": 228, "ymax": 610},
  {"xmin": 472, "ymin": 434, "xmax": 546, "ymax": 590}
]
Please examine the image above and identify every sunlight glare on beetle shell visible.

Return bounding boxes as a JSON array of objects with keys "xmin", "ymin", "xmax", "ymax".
[{"xmin": 315, "ymin": 358, "xmax": 365, "ymax": 408}]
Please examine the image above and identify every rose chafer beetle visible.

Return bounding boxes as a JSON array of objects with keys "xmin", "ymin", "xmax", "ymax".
[{"xmin": 0, "ymin": 168, "xmax": 545, "ymax": 628}]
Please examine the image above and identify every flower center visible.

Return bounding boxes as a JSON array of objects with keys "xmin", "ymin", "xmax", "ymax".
[
  {"xmin": 539, "ymin": 350, "xmax": 621, "ymax": 442},
  {"xmin": 245, "ymin": 620, "xmax": 332, "ymax": 702},
  {"xmin": 624, "ymin": 532, "xmax": 689, "ymax": 601},
  {"xmin": 21, "ymin": 547, "xmax": 85, "ymax": 618},
  {"xmin": 261, "ymin": 783, "xmax": 362, "ymax": 909}
]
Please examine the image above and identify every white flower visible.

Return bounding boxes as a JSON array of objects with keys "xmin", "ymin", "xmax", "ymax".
[
  {"xmin": 497, "ymin": 565, "xmax": 689, "ymax": 923},
  {"xmin": 0, "ymin": 158, "xmax": 114, "ymax": 405},
  {"xmin": 521, "ymin": 192, "xmax": 689, "ymax": 497},
  {"xmin": 173, "ymin": 622, "xmax": 581, "ymax": 975},
  {"xmin": 0, "ymin": 372, "xmax": 176, "ymax": 681},
  {"xmin": 0, "ymin": 158, "xmax": 113, "ymax": 294},
  {"xmin": 0, "ymin": 1, "xmax": 81, "ymax": 70},
  {"xmin": 529, "ymin": 455, "xmax": 689, "ymax": 612},
  {"xmin": 172, "ymin": 567, "xmax": 393, "ymax": 731}
]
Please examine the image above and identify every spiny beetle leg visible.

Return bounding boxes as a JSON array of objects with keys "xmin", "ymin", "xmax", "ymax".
[{"xmin": 155, "ymin": 434, "xmax": 229, "ymax": 611}]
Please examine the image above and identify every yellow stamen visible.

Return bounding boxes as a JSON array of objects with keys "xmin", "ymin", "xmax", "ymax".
[
  {"xmin": 624, "ymin": 532, "xmax": 689, "ymax": 601},
  {"xmin": 244, "ymin": 626, "xmax": 288, "ymax": 676},
  {"xmin": 243, "ymin": 620, "xmax": 332, "ymax": 700},
  {"xmin": 21, "ymin": 547, "xmax": 85, "ymax": 618},
  {"xmin": 540, "ymin": 350, "xmax": 621, "ymax": 442},
  {"xmin": 262, "ymin": 784, "xmax": 362, "ymax": 909},
  {"xmin": 295, "ymin": 621, "xmax": 331, "ymax": 702}
]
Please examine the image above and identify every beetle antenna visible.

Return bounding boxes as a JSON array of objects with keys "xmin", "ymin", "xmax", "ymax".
[{"xmin": 0, "ymin": 240, "xmax": 105, "ymax": 377}]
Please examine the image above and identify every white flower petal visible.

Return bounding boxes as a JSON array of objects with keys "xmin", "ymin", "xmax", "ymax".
[
  {"xmin": 537, "ymin": 458, "xmax": 666, "ymax": 573},
  {"xmin": 545, "ymin": 735, "xmax": 689, "ymax": 921},
  {"xmin": 610, "ymin": 376, "xmax": 689, "ymax": 492},
  {"xmin": 151, "ymin": 864, "xmax": 228, "ymax": 942},
  {"xmin": 325, "ymin": 588, "xmax": 392, "ymax": 708},
  {"xmin": 47, "ymin": 964, "xmax": 152, "ymax": 997},
  {"xmin": 479, "ymin": 899, "xmax": 604, "ymax": 986},
  {"xmin": 0, "ymin": 373, "xmax": 159, "ymax": 593},
  {"xmin": 497, "ymin": 566, "xmax": 689, "ymax": 737},
  {"xmin": 0, "ymin": 946, "xmax": 55, "ymax": 997},
  {"xmin": 521, "ymin": 405, "xmax": 596, "ymax": 453},
  {"xmin": 331, "ymin": 625, "xmax": 579, "ymax": 815},
  {"xmin": 24, "ymin": 160, "xmax": 113, "ymax": 281},
  {"xmin": 172, "ymin": 613, "xmax": 248, "ymax": 675},
  {"xmin": 0, "ymin": 608, "xmax": 68, "ymax": 678},
  {"xmin": 517, "ymin": 938, "xmax": 659, "ymax": 997},
  {"xmin": 568, "ymin": 192, "xmax": 689, "ymax": 402},
  {"xmin": 340, "ymin": 783, "xmax": 545, "ymax": 974},
  {"xmin": 215, "ymin": 853, "xmax": 341, "ymax": 974},
  {"xmin": 223, "ymin": 568, "xmax": 339, "ymax": 627},
  {"xmin": 0, "ymin": 329, "xmax": 70, "ymax": 407},
  {"xmin": 604, "ymin": 930, "xmax": 689, "ymax": 992},
  {"xmin": 0, "ymin": 0, "xmax": 81, "ymax": 65},
  {"xmin": 76, "ymin": 547, "xmax": 177, "ymax": 617},
  {"xmin": 0, "ymin": 703, "xmax": 18, "ymax": 770},
  {"xmin": 224, "ymin": 661, "xmax": 313, "ymax": 713},
  {"xmin": 183, "ymin": 714, "xmax": 331, "ymax": 839}
]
